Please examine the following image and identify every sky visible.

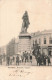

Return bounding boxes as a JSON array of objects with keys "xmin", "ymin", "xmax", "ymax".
[{"xmin": 0, "ymin": 0, "xmax": 52, "ymax": 46}]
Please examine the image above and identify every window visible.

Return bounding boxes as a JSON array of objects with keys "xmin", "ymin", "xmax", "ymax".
[
  {"xmin": 44, "ymin": 38, "xmax": 46, "ymax": 44},
  {"xmin": 35, "ymin": 40, "xmax": 37, "ymax": 44},
  {"xmin": 49, "ymin": 37, "xmax": 52, "ymax": 44}
]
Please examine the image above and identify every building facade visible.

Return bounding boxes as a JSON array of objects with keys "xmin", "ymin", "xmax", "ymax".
[
  {"xmin": 6, "ymin": 38, "xmax": 18, "ymax": 56},
  {"xmin": 31, "ymin": 30, "xmax": 52, "ymax": 56},
  {"xmin": 0, "ymin": 46, "xmax": 6, "ymax": 55}
]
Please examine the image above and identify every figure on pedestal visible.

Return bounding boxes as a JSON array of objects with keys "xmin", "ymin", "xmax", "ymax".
[{"xmin": 21, "ymin": 11, "xmax": 30, "ymax": 33}]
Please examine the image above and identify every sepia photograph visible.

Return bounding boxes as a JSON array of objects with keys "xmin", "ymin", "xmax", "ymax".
[{"xmin": 0, "ymin": 0, "xmax": 52, "ymax": 80}]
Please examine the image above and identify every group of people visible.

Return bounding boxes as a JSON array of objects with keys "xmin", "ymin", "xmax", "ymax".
[
  {"xmin": 0, "ymin": 55, "xmax": 6, "ymax": 65},
  {"xmin": 22, "ymin": 51, "xmax": 32, "ymax": 63},
  {"xmin": 0, "ymin": 51, "xmax": 51, "ymax": 66},
  {"xmin": 6, "ymin": 51, "xmax": 32, "ymax": 66},
  {"xmin": 35, "ymin": 53, "xmax": 51, "ymax": 66}
]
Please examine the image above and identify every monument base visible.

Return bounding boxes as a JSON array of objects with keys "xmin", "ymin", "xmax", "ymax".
[{"xmin": 18, "ymin": 32, "xmax": 31, "ymax": 53}]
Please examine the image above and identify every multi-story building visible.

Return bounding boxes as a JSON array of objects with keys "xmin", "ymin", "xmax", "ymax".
[
  {"xmin": 31, "ymin": 30, "xmax": 52, "ymax": 56},
  {"xmin": 0, "ymin": 46, "xmax": 6, "ymax": 55},
  {"xmin": 6, "ymin": 38, "xmax": 18, "ymax": 56}
]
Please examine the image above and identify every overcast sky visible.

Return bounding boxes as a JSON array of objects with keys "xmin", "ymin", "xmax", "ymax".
[{"xmin": 0, "ymin": 0, "xmax": 52, "ymax": 46}]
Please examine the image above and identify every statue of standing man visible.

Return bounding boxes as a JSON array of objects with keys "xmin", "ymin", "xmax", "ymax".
[{"xmin": 21, "ymin": 11, "xmax": 30, "ymax": 33}]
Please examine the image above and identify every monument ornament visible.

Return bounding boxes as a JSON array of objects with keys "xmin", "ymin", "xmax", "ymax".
[{"xmin": 21, "ymin": 11, "xmax": 30, "ymax": 33}]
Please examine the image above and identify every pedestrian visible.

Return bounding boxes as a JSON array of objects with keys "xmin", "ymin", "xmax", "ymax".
[
  {"xmin": 19, "ymin": 56, "xmax": 21, "ymax": 63},
  {"xmin": 37, "ymin": 55, "xmax": 41, "ymax": 66},
  {"xmin": 47, "ymin": 56, "xmax": 51, "ymax": 66},
  {"xmin": 43, "ymin": 56, "xmax": 46, "ymax": 66},
  {"xmin": 21, "ymin": 55, "xmax": 24, "ymax": 63},
  {"xmin": 0, "ymin": 56, "xmax": 2, "ymax": 65},
  {"xmin": 30, "ymin": 55, "xmax": 32, "ymax": 63},
  {"xmin": 16, "ymin": 56, "xmax": 19, "ymax": 65},
  {"xmin": 24, "ymin": 51, "xmax": 27, "ymax": 63},
  {"xmin": 13, "ymin": 56, "xmax": 15, "ymax": 62},
  {"xmin": 6, "ymin": 56, "xmax": 10, "ymax": 66}
]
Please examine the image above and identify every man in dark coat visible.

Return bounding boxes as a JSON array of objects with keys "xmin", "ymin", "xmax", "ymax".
[
  {"xmin": 16, "ymin": 56, "xmax": 19, "ymax": 65},
  {"xmin": 47, "ymin": 56, "xmax": 51, "ymax": 66},
  {"xmin": 30, "ymin": 55, "xmax": 32, "ymax": 63}
]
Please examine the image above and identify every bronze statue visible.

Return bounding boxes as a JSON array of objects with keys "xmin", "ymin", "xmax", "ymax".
[{"xmin": 21, "ymin": 11, "xmax": 30, "ymax": 33}]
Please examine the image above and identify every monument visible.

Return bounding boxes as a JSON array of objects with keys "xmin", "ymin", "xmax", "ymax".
[
  {"xmin": 21, "ymin": 11, "xmax": 30, "ymax": 33},
  {"xmin": 18, "ymin": 11, "xmax": 31, "ymax": 53}
]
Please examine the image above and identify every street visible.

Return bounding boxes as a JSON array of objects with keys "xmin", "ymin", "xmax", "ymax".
[{"xmin": 1, "ymin": 55, "xmax": 52, "ymax": 66}]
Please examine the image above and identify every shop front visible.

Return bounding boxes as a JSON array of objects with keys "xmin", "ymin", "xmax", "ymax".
[{"xmin": 48, "ymin": 46, "xmax": 52, "ymax": 56}]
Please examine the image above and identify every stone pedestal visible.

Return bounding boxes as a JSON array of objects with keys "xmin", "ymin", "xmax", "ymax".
[{"xmin": 18, "ymin": 32, "xmax": 31, "ymax": 53}]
